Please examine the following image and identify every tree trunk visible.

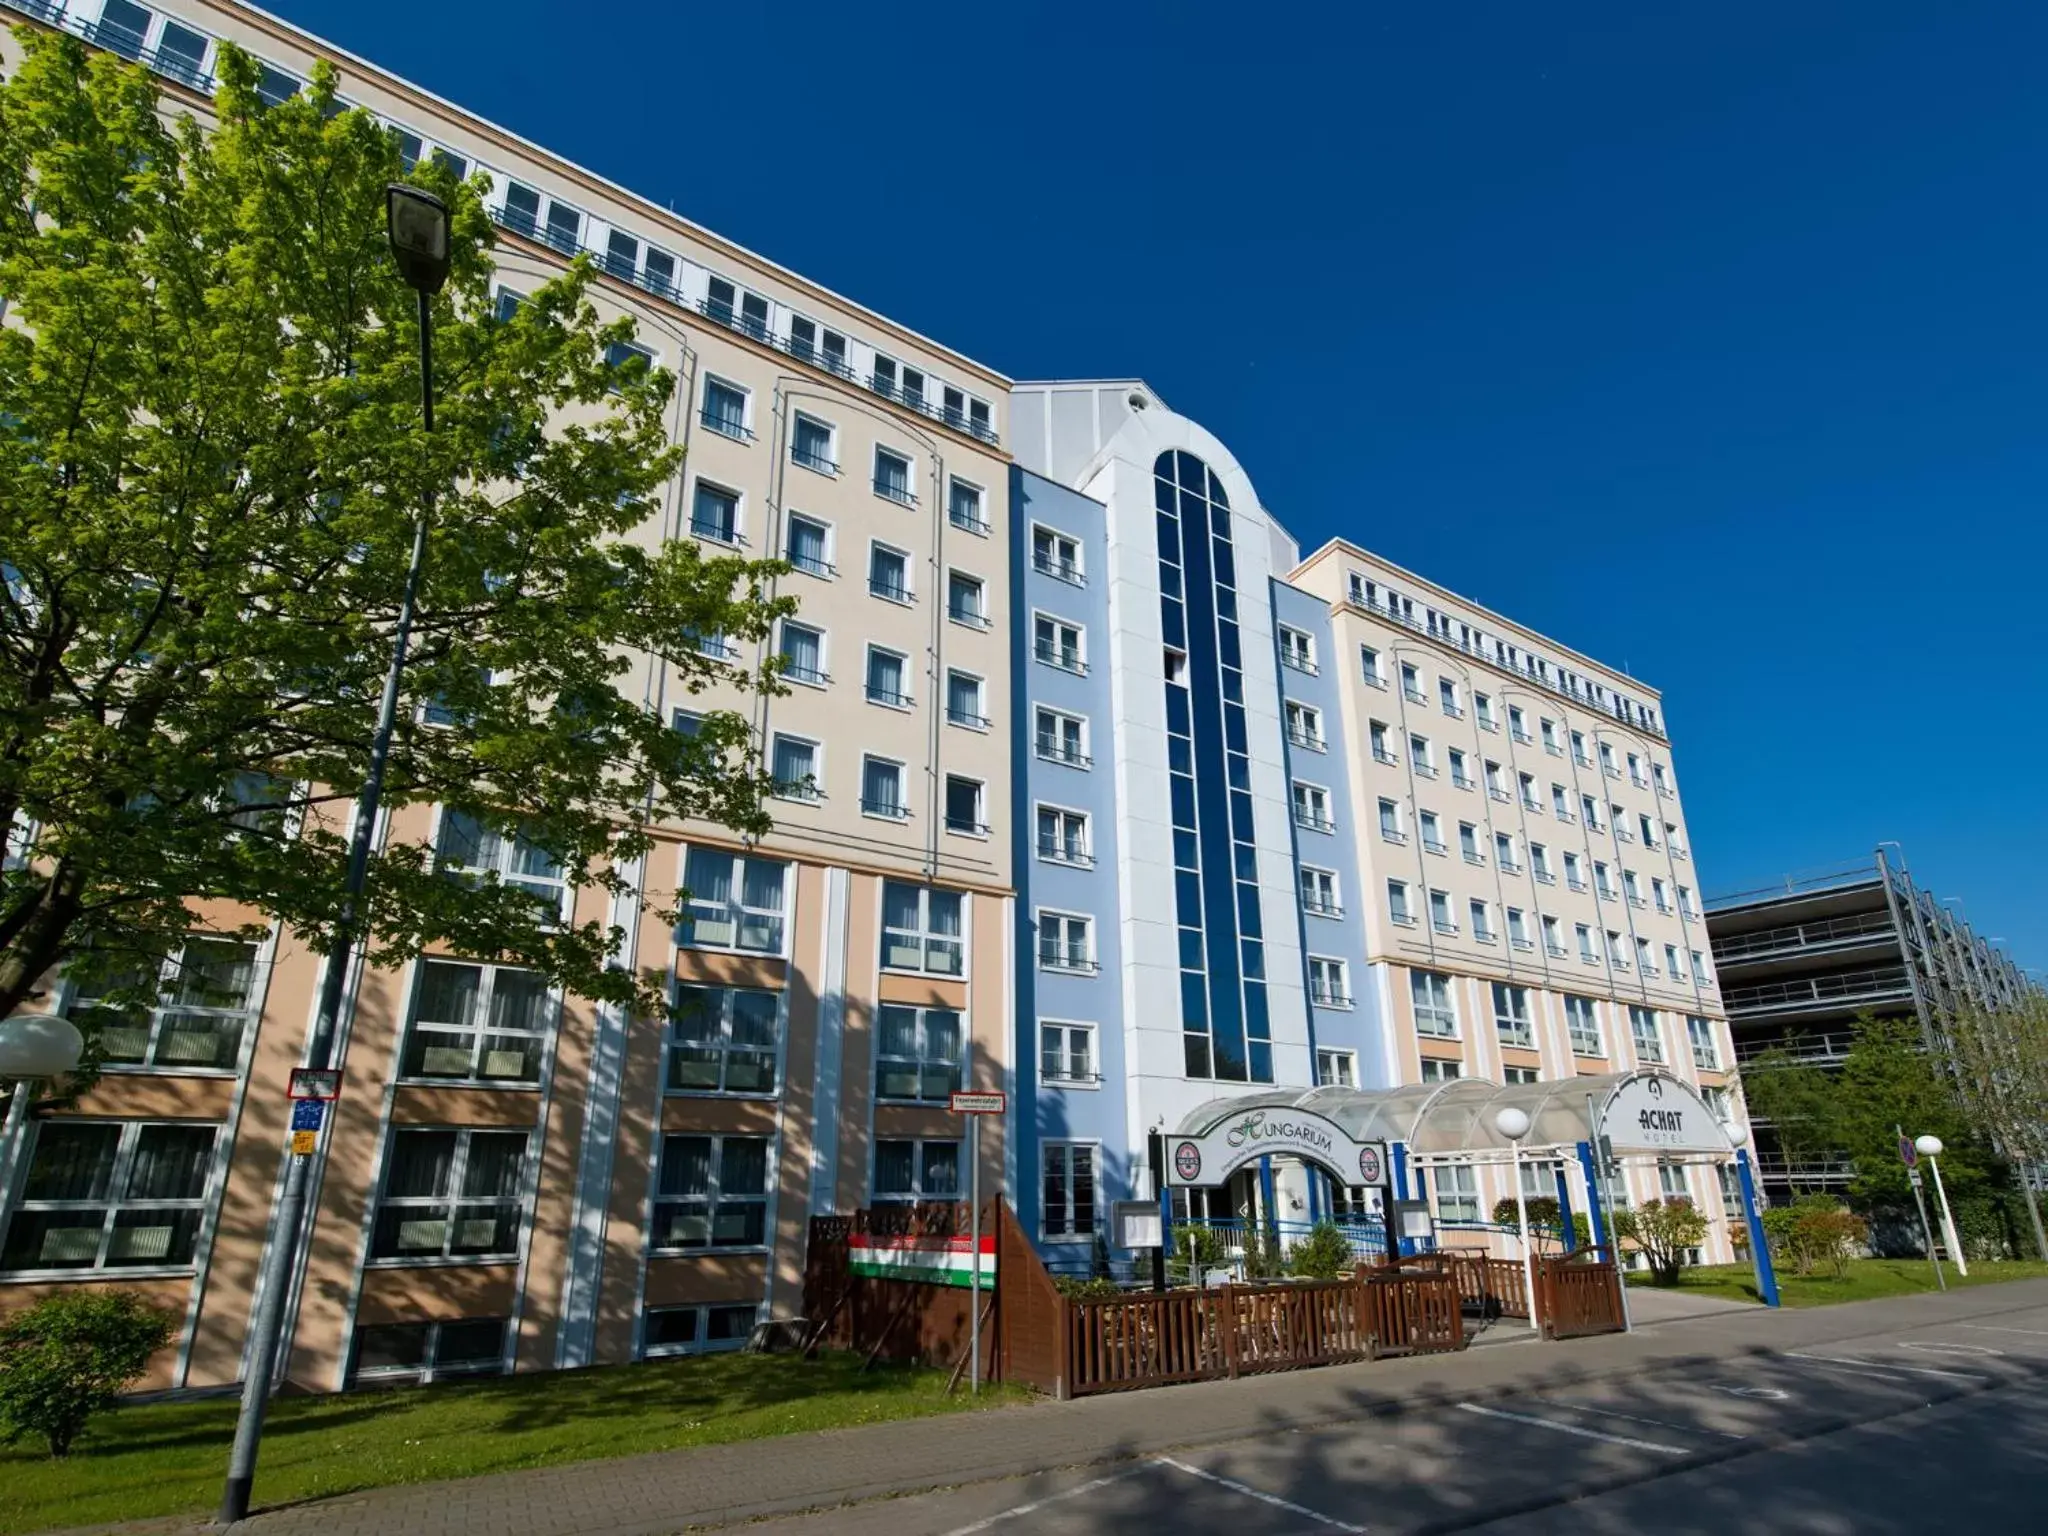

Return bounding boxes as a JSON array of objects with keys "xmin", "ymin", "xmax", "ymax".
[{"xmin": 0, "ymin": 860, "xmax": 85, "ymax": 1020}]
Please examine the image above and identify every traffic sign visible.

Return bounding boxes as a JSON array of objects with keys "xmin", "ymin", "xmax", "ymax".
[
  {"xmin": 289, "ymin": 1130, "xmax": 317, "ymax": 1155},
  {"xmin": 1898, "ymin": 1133, "xmax": 1918, "ymax": 1169},
  {"xmin": 289, "ymin": 1099, "xmax": 327, "ymax": 1133},
  {"xmin": 289, "ymin": 1067, "xmax": 342, "ymax": 1100},
  {"xmin": 949, "ymin": 1090, "xmax": 1006, "ymax": 1115}
]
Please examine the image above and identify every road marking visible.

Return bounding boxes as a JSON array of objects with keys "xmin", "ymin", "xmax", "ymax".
[
  {"xmin": 1454, "ymin": 1401, "xmax": 1689, "ymax": 1455},
  {"xmin": 1959, "ymin": 1323, "xmax": 2048, "ymax": 1338},
  {"xmin": 938, "ymin": 1467, "xmax": 1151, "ymax": 1536},
  {"xmin": 1529, "ymin": 1397, "xmax": 1747, "ymax": 1440},
  {"xmin": 1783, "ymin": 1352, "xmax": 1985, "ymax": 1382},
  {"xmin": 1708, "ymin": 1385, "xmax": 1789, "ymax": 1402},
  {"xmin": 1896, "ymin": 1341, "xmax": 2004, "ymax": 1357},
  {"xmin": 1152, "ymin": 1456, "xmax": 1367, "ymax": 1532}
]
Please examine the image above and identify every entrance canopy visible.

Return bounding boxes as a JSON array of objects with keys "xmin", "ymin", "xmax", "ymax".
[{"xmin": 1173, "ymin": 1069, "xmax": 1736, "ymax": 1177}]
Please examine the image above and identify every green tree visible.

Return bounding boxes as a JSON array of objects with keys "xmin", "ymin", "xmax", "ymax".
[
  {"xmin": 0, "ymin": 1290, "xmax": 176, "ymax": 1456},
  {"xmin": 0, "ymin": 33, "xmax": 788, "ymax": 1036},
  {"xmin": 1285, "ymin": 1220, "xmax": 1356, "ymax": 1279},
  {"xmin": 1613, "ymin": 1197, "xmax": 1709, "ymax": 1286}
]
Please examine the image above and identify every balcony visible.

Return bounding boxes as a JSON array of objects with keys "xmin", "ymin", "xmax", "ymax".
[
  {"xmin": 1711, "ymin": 909, "xmax": 1897, "ymax": 964},
  {"xmin": 689, "ymin": 518, "xmax": 741, "ymax": 546},
  {"xmin": 1722, "ymin": 966, "xmax": 1914, "ymax": 1018},
  {"xmin": 951, "ymin": 507, "xmax": 994, "ymax": 537},
  {"xmin": 860, "ymin": 797, "xmax": 909, "ymax": 821}
]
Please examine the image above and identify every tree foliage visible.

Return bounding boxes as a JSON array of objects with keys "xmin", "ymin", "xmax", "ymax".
[
  {"xmin": 1285, "ymin": 1220, "xmax": 1356, "ymax": 1279},
  {"xmin": 1759, "ymin": 1196, "xmax": 1867, "ymax": 1279},
  {"xmin": 0, "ymin": 1290, "xmax": 176, "ymax": 1456},
  {"xmin": 0, "ymin": 32, "xmax": 789, "ymax": 1035},
  {"xmin": 1613, "ymin": 1197, "xmax": 1708, "ymax": 1286}
]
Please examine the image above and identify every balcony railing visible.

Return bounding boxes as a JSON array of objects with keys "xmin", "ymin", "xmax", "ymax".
[
  {"xmin": 1310, "ymin": 988, "xmax": 1353, "ymax": 1008},
  {"xmin": 865, "ymin": 685, "xmax": 912, "ymax": 708},
  {"xmin": 1037, "ymin": 838, "xmax": 1094, "ymax": 867},
  {"xmin": 1733, "ymin": 1031, "xmax": 1860, "ymax": 1067},
  {"xmin": 1301, "ymin": 896, "xmax": 1344, "ymax": 918},
  {"xmin": 1722, "ymin": 966, "xmax": 1914, "ymax": 1016},
  {"xmin": 873, "ymin": 479, "xmax": 918, "ymax": 508},
  {"xmin": 787, "ymin": 550, "xmax": 835, "ymax": 578},
  {"xmin": 1032, "ymin": 554, "xmax": 1083, "ymax": 585},
  {"xmin": 791, "ymin": 446, "xmax": 838, "ymax": 475},
  {"xmin": 1034, "ymin": 645, "xmax": 1087, "ymax": 674},
  {"xmin": 1296, "ymin": 812, "xmax": 1336, "ymax": 834},
  {"xmin": 1038, "ymin": 946, "xmax": 1098, "ymax": 974},
  {"xmin": 1035, "ymin": 736, "xmax": 1091, "ymax": 768},
  {"xmin": 1712, "ymin": 909, "xmax": 1898, "ymax": 963},
  {"xmin": 860, "ymin": 797, "xmax": 910, "ymax": 821},
  {"xmin": 947, "ymin": 705, "xmax": 992, "ymax": 730}
]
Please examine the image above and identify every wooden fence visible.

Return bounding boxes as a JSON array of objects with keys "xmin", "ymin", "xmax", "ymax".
[{"xmin": 1535, "ymin": 1248, "xmax": 1626, "ymax": 1339}]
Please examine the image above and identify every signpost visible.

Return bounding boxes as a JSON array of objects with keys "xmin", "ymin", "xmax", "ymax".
[
  {"xmin": 286, "ymin": 1070, "xmax": 339, "ymax": 1157},
  {"xmin": 949, "ymin": 1090, "xmax": 1005, "ymax": 1393}
]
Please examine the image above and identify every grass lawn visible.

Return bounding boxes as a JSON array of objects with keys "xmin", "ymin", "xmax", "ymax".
[
  {"xmin": 1627, "ymin": 1256, "xmax": 2048, "ymax": 1308},
  {"xmin": 0, "ymin": 1352, "xmax": 1029, "ymax": 1535}
]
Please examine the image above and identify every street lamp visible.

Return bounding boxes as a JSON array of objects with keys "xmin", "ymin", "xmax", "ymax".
[
  {"xmin": 1916, "ymin": 1135, "xmax": 1968, "ymax": 1279},
  {"xmin": 218, "ymin": 185, "xmax": 450, "ymax": 1527},
  {"xmin": 1494, "ymin": 1106, "xmax": 1540, "ymax": 1333},
  {"xmin": 0, "ymin": 1014, "xmax": 84, "ymax": 1225}
]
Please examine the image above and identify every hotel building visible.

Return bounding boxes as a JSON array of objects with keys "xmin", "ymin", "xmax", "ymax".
[{"xmin": 0, "ymin": 0, "xmax": 1749, "ymax": 1394}]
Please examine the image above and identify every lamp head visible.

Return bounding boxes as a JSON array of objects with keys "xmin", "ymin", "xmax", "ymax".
[
  {"xmin": 1494, "ymin": 1106, "xmax": 1532, "ymax": 1142},
  {"xmin": 1725, "ymin": 1122, "xmax": 1750, "ymax": 1149},
  {"xmin": 386, "ymin": 184, "xmax": 451, "ymax": 294},
  {"xmin": 0, "ymin": 1013, "xmax": 84, "ymax": 1078},
  {"xmin": 1915, "ymin": 1134, "xmax": 1945, "ymax": 1158}
]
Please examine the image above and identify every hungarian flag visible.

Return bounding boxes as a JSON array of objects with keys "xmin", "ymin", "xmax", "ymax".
[{"xmin": 849, "ymin": 1233, "xmax": 996, "ymax": 1288}]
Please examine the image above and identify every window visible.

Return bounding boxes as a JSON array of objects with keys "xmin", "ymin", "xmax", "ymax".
[
  {"xmin": 1628, "ymin": 753, "xmax": 1648, "ymax": 788},
  {"xmin": 1036, "ymin": 805, "xmax": 1090, "ymax": 865},
  {"xmin": 1388, "ymin": 880, "xmax": 1414, "ymax": 926},
  {"xmin": 1648, "ymin": 877, "xmax": 1670, "ymax": 914},
  {"xmin": 1509, "ymin": 705, "xmax": 1531, "ymax": 743},
  {"xmin": 1279, "ymin": 626, "xmax": 1317, "ymax": 673},
  {"xmin": 1031, "ymin": 524, "xmax": 1083, "ymax": 583},
  {"xmin": 882, "ymin": 882, "xmax": 964, "ymax": 974},
  {"xmin": 1371, "ymin": 720, "xmax": 1396, "ymax": 764},
  {"xmin": 1658, "ymin": 1163, "xmax": 1692, "ymax": 1205},
  {"xmin": 1570, "ymin": 730, "xmax": 1590, "ymax": 766},
  {"xmin": 1542, "ymin": 915, "xmax": 1565, "ymax": 956},
  {"xmin": 351, "ymin": 1319, "xmax": 508, "ymax": 1386},
  {"xmin": 1492, "ymin": 982, "xmax": 1532, "ymax": 1046},
  {"xmin": 1457, "ymin": 820, "xmax": 1481, "ymax": 863},
  {"xmin": 1666, "ymin": 943, "xmax": 1683, "ymax": 977},
  {"xmin": 1308, "ymin": 956, "xmax": 1351, "ymax": 1008},
  {"xmin": 1435, "ymin": 1169, "xmax": 1479, "ymax": 1231},
  {"xmin": 1531, "ymin": 843, "xmax": 1554, "ymax": 883},
  {"xmin": 1292, "ymin": 782, "xmax": 1333, "ymax": 832},
  {"xmin": 371, "ymin": 1128, "xmax": 527, "ymax": 1261},
  {"xmin": 1411, "ymin": 969, "xmax": 1457, "ymax": 1036},
  {"xmin": 868, "ymin": 543, "xmax": 912, "ymax": 603},
  {"xmin": 1285, "ymin": 701, "xmax": 1324, "ymax": 750},
  {"xmin": 603, "ymin": 339, "xmax": 653, "ymax": 390},
  {"xmin": 1630, "ymin": 1006, "xmax": 1664, "ymax": 1064},
  {"xmin": 1688, "ymin": 1015, "xmax": 1721, "ymax": 1070},
  {"xmin": 870, "ymin": 353, "xmax": 925, "ymax": 408},
  {"xmin": 1299, "ymin": 866, "xmax": 1340, "ymax": 916},
  {"xmin": 791, "ymin": 413, "xmax": 836, "ymax": 474},
  {"xmin": 873, "ymin": 447, "xmax": 915, "ymax": 505},
  {"xmin": 1519, "ymin": 772, "xmax": 1540, "ymax": 811},
  {"xmin": 947, "ymin": 571, "xmax": 987, "ymax": 628},
  {"xmin": 1037, "ymin": 910, "xmax": 1095, "ymax": 973},
  {"xmin": 1359, "ymin": 646, "xmax": 1384, "ymax": 687},
  {"xmin": 1449, "ymin": 748, "xmax": 1472, "ymax": 789},
  {"xmin": 861, "ymin": 756, "xmax": 908, "ymax": 820},
  {"xmin": 643, "ymin": 1304, "xmax": 759, "ymax": 1360},
  {"xmin": 1409, "ymin": 733, "xmax": 1434, "ymax": 777},
  {"xmin": 1565, "ymin": 995, "xmax": 1603, "ymax": 1055},
  {"xmin": 1378, "ymin": 798, "xmax": 1406, "ymax": 844},
  {"xmin": 1484, "ymin": 760, "xmax": 1507, "ymax": 800},
  {"xmin": 668, "ymin": 985, "xmax": 779, "ymax": 1094},
  {"xmin": 1041, "ymin": 1022, "xmax": 1097, "ymax": 1086},
  {"xmin": 1541, "ymin": 718, "xmax": 1560, "ymax": 754},
  {"xmin": 1564, "ymin": 852, "xmax": 1586, "ymax": 892},
  {"xmin": 1041, "ymin": 1144, "xmax": 1098, "ymax": 1240},
  {"xmin": 1666, "ymin": 822, "xmax": 1687, "ymax": 856},
  {"xmin": 1469, "ymin": 899, "xmax": 1495, "ymax": 942},
  {"xmin": 876, "ymin": 1004, "xmax": 964, "ymax": 1101},
  {"xmin": 437, "ymin": 812, "xmax": 567, "ymax": 916},
  {"xmin": 1439, "ymin": 678, "xmax": 1463, "ymax": 718},
  {"xmin": 1496, "ymin": 832, "xmax": 1522, "ymax": 873},
  {"xmin": 777, "ymin": 517, "xmax": 832, "ymax": 581},
  {"xmin": 1691, "ymin": 950, "xmax": 1710, "ymax": 984},
  {"xmin": 1, "ymin": 1122, "xmax": 217, "ymax": 1274},
  {"xmin": 1636, "ymin": 936, "xmax": 1657, "ymax": 973},
  {"xmin": 1420, "ymin": 1058, "xmax": 1464, "ymax": 1085},
  {"xmin": 1553, "ymin": 783, "xmax": 1573, "ymax": 821},
  {"xmin": 1401, "ymin": 662, "xmax": 1424, "ymax": 702},
  {"xmin": 874, "ymin": 1139, "xmax": 961, "ymax": 1202},
  {"xmin": 1640, "ymin": 815, "xmax": 1660, "ymax": 849},
  {"xmin": 778, "ymin": 621, "xmax": 828, "ymax": 687},
  {"xmin": 1506, "ymin": 907, "xmax": 1532, "ymax": 950},
  {"xmin": 1033, "ymin": 613, "xmax": 1085, "ymax": 672},
  {"xmin": 1622, "ymin": 870, "xmax": 1644, "ymax": 907},
  {"xmin": 944, "ymin": 776, "xmax": 987, "ymax": 836},
  {"xmin": 652, "ymin": 1134, "xmax": 769, "ymax": 1249},
  {"xmin": 1593, "ymin": 861, "xmax": 1615, "ymax": 900},
  {"xmin": 689, "ymin": 482, "xmax": 739, "ymax": 547},
  {"xmin": 863, "ymin": 646, "xmax": 911, "ymax": 710},
  {"xmin": 1475, "ymin": 693, "xmax": 1497, "ymax": 731},
  {"xmin": 1576, "ymin": 922, "xmax": 1598, "ymax": 963},
  {"xmin": 1678, "ymin": 886, "xmax": 1698, "ymax": 919},
  {"xmin": 1035, "ymin": 708, "xmax": 1089, "ymax": 767},
  {"xmin": 1607, "ymin": 930, "xmax": 1629, "ymax": 968},
  {"xmin": 73, "ymin": 940, "xmax": 261, "ymax": 1073},
  {"xmin": 1429, "ymin": 888, "xmax": 1455, "ymax": 934},
  {"xmin": 1716, "ymin": 1163, "xmax": 1744, "ymax": 1222},
  {"xmin": 787, "ymin": 314, "xmax": 849, "ymax": 375},
  {"xmin": 701, "ymin": 377, "xmax": 750, "ymax": 440},
  {"xmin": 1582, "ymin": 794, "xmax": 1604, "ymax": 830},
  {"xmin": 769, "ymin": 734, "xmax": 819, "ymax": 802},
  {"xmin": 681, "ymin": 846, "xmax": 789, "ymax": 954},
  {"xmin": 1612, "ymin": 805, "xmax": 1631, "ymax": 841},
  {"xmin": 1302, "ymin": 1049, "xmax": 1355, "ymax": 1095},
  {"xmin": 1504, "ymin": 1066, "xmax": 1540, "ymax": 1086},
  {"xmin": 948, "ymin": 478, "xmax": 989, "ymax": 535},
  {"xmin": 400, "ymin": 961, "xmax": 551, "ymax": 1084},
  {"xmin": 945, "ymin": 669, "xmax": 988, "ymax": 730}
]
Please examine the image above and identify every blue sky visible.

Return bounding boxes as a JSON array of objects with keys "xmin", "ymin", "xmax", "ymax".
[{"xmin": 270, "ymin": 0, "xmax": 2047, "ymax": 972}]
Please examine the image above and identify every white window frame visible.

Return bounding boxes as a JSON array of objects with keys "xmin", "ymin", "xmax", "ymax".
[
  {"xmin": 665, "ymin": 982, "xmax": 783, "ymax": 1096},
  {"xmin": 863, "ymin": 645, "xmax": 913, "ymax": 711},
  {"xmin": 699, "ymin": 373, "xmax": 754, "ymax": 442},
  {"xmin": 1040, "ymin": 1020, "xmax": 1099, "ymax": 1088},
  {"xmin": 651, "ymin": 1132, "xmax": 772, "ymax": 1252},
  {"xmin": 1040, "ymin": 1141, "xmax": 1099, "ymax": 1241},
  {"xmin": 1299, "ymin": 865, "xmax": 1341, "ymax": 917},
  {"xmin": 875, "ymin": 1003, "xmax": 966, "ymax": 1102},
  {"xmin": 1279, "ymin": 625, "xmax": 1318, "ymax": 674},
  {"xmin": 881, "ymin": 881, "xmax": 965, "ymax": 975},
  {"xmin": 948, "ymin": 475, "xmax": 990, "ymax": 536},
  {"xmin": 1036, "ymin": 908, "xmax": 1096, "ymax": 974},
  {"xmin": 688, "ymin": 476, "xmax": 744, "ymax": 547},
  {"xmin": 1317, "ymin": 1049, "xmax": 1358, "ymax": 1088},
  {"xmin": 1292, "ymin": 780, "xmax": 1334, "ymax": 832},
  {"xmin": 1308, "ymin": 955, "xmax": 1352, "ymax": 1009},
  {"xmin": 867, "ymin": 540, "xmax": 914, "ymax": 605},
  {"xmin": 872, "ymin": 1137, "xmax": 964, "ymax": 1204},
  {"xmin": 1034, "ymin": 706, "xmax": 1090, "ymax": 768},
  {"xmin": 1032, "ymin": 610, "xmax": 1086, "ymax": 672},
  {"xmin": 0, "ymin": 1119, "xmax": 223, "ymax": 1277},
  {"xmin": 1034, "ymin": 803, "xmax": 1092, "ymax": 867},
  {"xmin": 369, "ymin": 1126, "xmax": 531, "ymax": 1264},
  {"xmin": 643, "ymin": 1302, "xmax": 762, "ymax": 1359},
  {"xmin": 768, "ymin": 731, "xmax": 822, "ymax": 803},
  {"xmin": 784, "ymin": 511, "xmax": 835, "ymax": 579},
  {"xmin": 1411, "ymin": 968, "xmax": 1458, "ymax": 1037},
  {"xmin": 1492, "ymin": 982, "xmax": 1532, "ymax": 1047},
  {"xmin": 679, "ymin": 844, "xmax": 791, "ymax": 955},
  {"xmin": 790, "ymin": 411, "xmax": 838, "ymax": 476},
  {"xmin": 1030, "ymin": 522, "xmax": 1083, "ymax": 583},
  {"xmin": 860, "ymin": 755, "xmax": 910, "ymax": 822},
  {"xmin": 872, "ymin": 444, "xmax": 917, "ymax": 506},
  {"xmin": 1285, "ymin": 699, "xmax": 1325, "ymax": 751},
  {"xmin": 1387, "ymin": 879, "xmax": 1415, "ymax": 927},
  {"xmin": 1565, "ymin": 995, "xmax": 1604, "ymax": 1056},
  {"xmin": 398, "ymin": 959, "xmax": 556, "ymax": 1086}
]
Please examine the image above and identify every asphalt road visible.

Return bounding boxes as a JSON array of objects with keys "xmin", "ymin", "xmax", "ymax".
[{"xmin": 733, "ymin": 1299, "xmax": 2048, "ymax": 1536}]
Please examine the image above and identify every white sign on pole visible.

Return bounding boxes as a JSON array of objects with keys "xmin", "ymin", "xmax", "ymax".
[{"xmin": 1602, "ymin": 1073, "xmax": 1733, "ymax": 1155}]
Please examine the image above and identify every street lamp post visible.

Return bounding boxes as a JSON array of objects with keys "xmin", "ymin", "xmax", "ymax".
[
  {"xmin": 1916, "ymin": 1135, "xmax": 1968, "ymax": 1279},
  {"xmin": 1493, "ymin": 1107, "xmax": 1540, "ymax": 1333},
  {"xmin": 217, "ymin": 186, "xmax": 450, "ymax": 1527}
]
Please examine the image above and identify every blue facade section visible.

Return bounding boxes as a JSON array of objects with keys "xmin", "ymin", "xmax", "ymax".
[
  {"xmin": 1271, "ymin": 578, "xmax": 1386, "ymax": 1089},
  {"xmin": 1010, "ymin": 467, "xmax": 1127, "ymax": 1272}
]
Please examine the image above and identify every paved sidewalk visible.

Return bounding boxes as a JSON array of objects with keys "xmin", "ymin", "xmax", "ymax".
[{"xmin": 65, "ymin": 1279, "xmax": 2048, "ymax": 1536}]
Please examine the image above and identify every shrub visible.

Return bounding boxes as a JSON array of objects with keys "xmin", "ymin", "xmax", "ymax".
[
  {"xmin": 1241, "ymin": 1230, "xmax": 1288, "ymax": 1281},
  {"xmin": 1286, "ymin": 1221, "xmax": 1356, "ymax": 1279},
  {"xmin": 1761, "ymin": 1196, "xmax": 1867, "ymax": 1277},
  {"xmin": 1053, "ymin": 1275, "xmax": 1123, "ymax": 1301},
  {"xmin": 1613, "ymin": 1198, "xmax": 1709, "ymax": 1285},
  {"xmin": 0, "ymin": 1291, "xmax": 176, "ymax": 1457},
  {"xmin": 1166, "ymin": 1223, "xmax": 1229, "ymax": 1284},
  {"xmin": 1490, "ymin": 1195, "xmax": 1590, "ymax": 1251}
]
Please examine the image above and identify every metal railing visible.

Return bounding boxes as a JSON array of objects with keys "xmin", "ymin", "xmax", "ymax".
[
  {"xmin": 1733, "ymin": 1031, "xmax": 1859, "ymax": 1066},
  {"xmin": 1712, "ymin": 909, "xmax": 1897, "ymax": 962},
  {"xmin": 1032, "ymin": 554, "xmax": 1083, "ymax": 584},
  {"xmin": 1035, "ymin": 645, "xmax": 1087, "ymax": 674},
  {"xmin": 1035, "ymin": 736, "xmax": 1092, "ymax": 768},
  {"xmin": 1722, "ymin": 966, "xmax": 1914, "ymax": 1015}
]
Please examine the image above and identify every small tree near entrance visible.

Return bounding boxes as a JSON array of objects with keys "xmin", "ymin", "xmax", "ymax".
[{"xmin": 1615, "ymin": 1198, "xmax": 1709, "ymax": 1285}]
